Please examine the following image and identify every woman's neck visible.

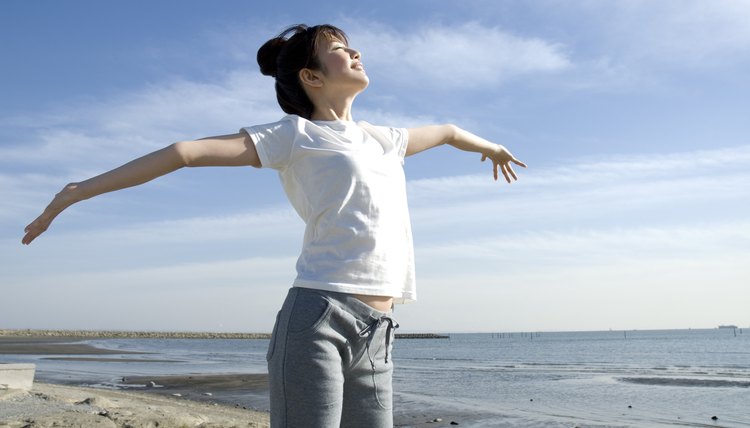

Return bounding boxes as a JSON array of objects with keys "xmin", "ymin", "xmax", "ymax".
[{"xmin": 309, "ymin": 93, "xmax": 356, "ymax": 121}]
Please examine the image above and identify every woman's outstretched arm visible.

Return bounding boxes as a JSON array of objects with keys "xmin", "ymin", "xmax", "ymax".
[
  {"xmin": 407, "ymin": 125, "xmax": 527, "ymax": 182},
  {"xmin": 22, "ymin": 132, "xmax": 260, "ymax": 245}
]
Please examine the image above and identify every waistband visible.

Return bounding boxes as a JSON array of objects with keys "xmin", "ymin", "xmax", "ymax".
[{"xmin": 292, "ymin": 286, "xmax": 392, "ymax": 322}]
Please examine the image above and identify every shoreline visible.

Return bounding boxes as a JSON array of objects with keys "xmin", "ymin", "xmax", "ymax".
[{"xmin": 0, "ymin": 336, "xmax": 146, "ymax": 356}]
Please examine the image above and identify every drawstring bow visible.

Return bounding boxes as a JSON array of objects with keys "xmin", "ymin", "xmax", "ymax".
[{"xmin": 358, "ymin": 315, "xmax": 399, "ymax": 370}]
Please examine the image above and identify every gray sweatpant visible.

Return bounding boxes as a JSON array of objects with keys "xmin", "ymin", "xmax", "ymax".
[{"xmin": 267, "ymin": 287, "xmax": 398, "ymax": 428}]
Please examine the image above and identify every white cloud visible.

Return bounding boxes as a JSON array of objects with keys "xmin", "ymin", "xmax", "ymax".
[
  {"xmin": 351, "ymin": 22, "xmax": 571, "ymax": 89},
  {"xmin": 418, "ymin": 221, "xmax": 750, "ymax": 268},
  {"xmin": 408, "ymin": 144, "xmax": 750, "ymax": 195},
  {"xmin": 571, "ymin": 0, "xmax": 750, "ymax": 70},
  {"xmin": 405, "ymin": 144, "xmax": 750, "ymax": 269},
  {"xmin": 0, "ymin": 69, "xmax": 284, "ymax": 235},
  {"xmin": 490, "ymin": 1, "xmax": 750, "ymax": 90},
  {"xmin": 628, "ymin": 0, "xmax": 750, "ymax": 64},
  {"xmin": 69, "ymin": 206, "xmax": 302, "ymax": 246},
  {"xmin": 397, "ymin": 143, "xmax": 750, "ymax": 330},
  {"xmin": 0, "ymin": 71, "xmax": 279, "ymax": 169}
]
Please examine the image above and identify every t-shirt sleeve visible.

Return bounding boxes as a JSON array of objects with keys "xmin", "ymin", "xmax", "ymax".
[
  {"xmin": 240, "ymin": 116, "xmax": 297, "ymax": 169},
  {"xmin": 374, "ymin": 126, "xmax": 409, "ymax": 160}
]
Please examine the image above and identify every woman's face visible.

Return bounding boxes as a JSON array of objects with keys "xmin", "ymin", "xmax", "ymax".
[{"xmin": 315, "ymin": 37, "xmax": 369, "ymax": 92}]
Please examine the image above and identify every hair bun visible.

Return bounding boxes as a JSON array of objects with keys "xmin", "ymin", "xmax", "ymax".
[{"xmin": 257, "ymin": 37, "xmax": 286, "ymax": 77}]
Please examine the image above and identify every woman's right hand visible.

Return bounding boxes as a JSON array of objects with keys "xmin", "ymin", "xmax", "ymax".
[{"xmin": 22, "ymin": 183, "xmax": 80, "ymax": 245}]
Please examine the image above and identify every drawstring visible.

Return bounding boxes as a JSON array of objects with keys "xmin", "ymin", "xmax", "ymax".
[{"xmin": 358, "ymin": 315, "xmax": 399, "ymax": 370}]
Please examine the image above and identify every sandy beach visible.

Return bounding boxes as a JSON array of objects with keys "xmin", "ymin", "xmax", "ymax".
[
  {"xmin": 0, "ymin": 382, "xmax": 270, "ymax": 428},
  {"xmin": 0, "ymin": 381, "xmax": 471, "ymax": 428},
  {"xmin": 0, "ymin": 334, "xmax": 271, "ymax": 427}
]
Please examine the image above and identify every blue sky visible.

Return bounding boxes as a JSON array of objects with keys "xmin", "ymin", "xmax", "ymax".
[{"xmin": 2, "ymin": 0, "xmax": 748, "ymax": 333}]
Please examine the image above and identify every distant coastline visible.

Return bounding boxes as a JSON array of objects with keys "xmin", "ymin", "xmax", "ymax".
[
  {"xmin": 0, "ymin": 329, "xmax": 270, "ymax": 340},
  {"xmin": 0, "ymin": 329, "xmax": 449, "ymax": 340}
]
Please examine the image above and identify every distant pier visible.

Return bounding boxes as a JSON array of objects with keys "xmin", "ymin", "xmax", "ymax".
[{"xmin": 395, "ymin": 333, "xmax": 449, "ymax": 339}]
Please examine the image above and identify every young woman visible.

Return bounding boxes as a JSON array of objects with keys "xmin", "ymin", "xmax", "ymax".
[{"xmin": 23, "ymin": 24, "xmax": 526, "ymax": 428}]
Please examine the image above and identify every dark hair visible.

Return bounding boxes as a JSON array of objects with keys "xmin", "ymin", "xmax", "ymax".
[{"xmin": 257, "ymin": 24, "xmax": 349, "ymax": 119}]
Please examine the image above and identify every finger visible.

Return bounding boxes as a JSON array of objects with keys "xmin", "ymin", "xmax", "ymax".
[
  {"xmin": 512, "ymin": 158, "xmax": 527, "ymax": 168},
  {"xmin": 481, "ymin": 154, "xmax": 488, "ymax": 162},
  {"xmin": 507, "ymin": 164, "xmax": 518, "ymax": 181},
  {"xmin": 493, "ymin": 161, "xmax": 499, "ymax": 181},
  {"xmin": 22, "ymin": 232, "xmax": 35, "ymax": 245},
  {"xmin": 22, "ymin": 226, "xmax": 39, "ymax": 245},
  {"xmin": 23, "ymin": 229, "xmax": 43, "ymax": 245},
  {"xmin": 22, "ymin": 214, "xmax": 51, "ymax": 244},
  {"xmin": 501, "ymin": 164, "xmax": 511, "ymax": 183}
]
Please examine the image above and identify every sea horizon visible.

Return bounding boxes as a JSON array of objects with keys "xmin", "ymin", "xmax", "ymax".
[{"xmin": 2, "ymin": 325, "xmax": 747, "ymax": 337}]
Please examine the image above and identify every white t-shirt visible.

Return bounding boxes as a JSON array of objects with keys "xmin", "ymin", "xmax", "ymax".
[{"xmin": 242, "ymin": 115, "xmax": 416, "ymax": 303}]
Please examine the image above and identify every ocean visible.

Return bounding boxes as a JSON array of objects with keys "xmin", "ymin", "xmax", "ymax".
[{"xmin": 2, "ymin": 328, "xmax": 748, "ymax": 427}]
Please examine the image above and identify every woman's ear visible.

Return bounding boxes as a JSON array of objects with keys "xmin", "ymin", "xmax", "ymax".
[{"xmin": 299, "ymin": 68, "xmax": 324, "ymax": 88}]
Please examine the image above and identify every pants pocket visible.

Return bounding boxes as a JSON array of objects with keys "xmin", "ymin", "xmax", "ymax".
[{"xmin": 287, "ymin": 289, "xmax": 334, "ymax": 335}]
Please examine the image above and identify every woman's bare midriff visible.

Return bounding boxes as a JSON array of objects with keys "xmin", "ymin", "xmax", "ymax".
[{"xmin": 354, "ymin": 294, "xmax": 394, "ymax": 312}]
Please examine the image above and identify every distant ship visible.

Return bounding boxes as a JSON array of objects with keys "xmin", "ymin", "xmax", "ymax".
[{"xmin": 718, "ymin": 325, "xmax": 738, "ymax": 329}]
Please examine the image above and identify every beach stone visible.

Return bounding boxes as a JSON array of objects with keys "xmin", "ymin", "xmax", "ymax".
[
  {"xmin": 432, "ymin": 418, "xmax": 442, "ymax": 422},
  {"xmin": 75, "ymin": 396, "xmax": 116, "ymax": 408},
  {"xmin": 712, "ymin": 416, "xmax": 719, "ymax": 420},
  {"xmin": 33, "ymin": 392, "xmax": 51, "ymax": 401},
  {"xmin": 450, "ymin": 422, "xmax": 459, "ymax": 426}
]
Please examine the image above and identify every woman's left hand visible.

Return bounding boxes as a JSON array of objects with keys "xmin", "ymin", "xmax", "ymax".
[{"xmin": 481, "ymin": 145, "xmax": 527, "ymax": 183}]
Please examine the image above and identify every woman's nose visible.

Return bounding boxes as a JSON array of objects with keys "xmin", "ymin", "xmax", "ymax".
[{"xmin": 349, "ymin": 48, "xmax": 361, "ymax": 59}]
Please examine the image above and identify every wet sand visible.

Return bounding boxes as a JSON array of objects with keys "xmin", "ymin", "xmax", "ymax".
[
  {"xmin": 0, "ymin": 336, "xmax": 144, "ymax": 356},
  {"xmin": 121, "ymin": 373, "xmax": 269, "ymax": 391}
]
